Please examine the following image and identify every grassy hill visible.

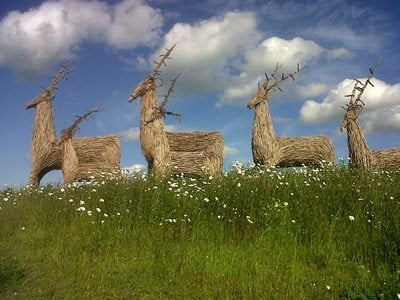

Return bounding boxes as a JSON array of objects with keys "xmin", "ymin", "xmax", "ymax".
[{"xmin": 1, "ymin": 164, "xmax": 400, "ymax": 299}]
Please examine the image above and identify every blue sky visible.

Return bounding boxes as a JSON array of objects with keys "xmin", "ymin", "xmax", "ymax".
[{"xmin": 1, "ymin": 0, "xmax": 399, "ymax": 188}]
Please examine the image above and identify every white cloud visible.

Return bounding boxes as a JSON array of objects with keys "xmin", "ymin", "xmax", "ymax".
[
  {"xmin": 299, "ymin": 77, "xmax": 400, "ymax": 132},
  {"xmin": 218, "ymin": 72, "xmax": 260, "ymax": 107},
  {"xmin": 242, "ymin": 37, "xmax": 323, "ymax": 75},
  {"xmin": 363, "ymin": 105, "xmax": 400, "ymax": 132},
  {"xmin": 297, "ymin": 82, "xmax": 329, "ymax": 99},
  {"xmin": 328, "ymin": 47, "xmax": 353, "ymax": 59},
  {"xmin": 153, "ymin": 11, "xmax": 260, "ymax": 94},
  {"xmin": 219, "ymin": 36, "xmax": 325, "ymax": 106},
  {"xmin": 164, "ymin": 124, "xmax": 178, "ymax": 132},
  {"xmin": 224, "ymin": 145, "xmax": 239, "ymax": 156},
  {"xmin": 106, "ymin": 0, "xmax": 162, "ymax": 49},
  {"xmin": 0, "ymin": 0, "xmax": 163, "ymax": 77},
  {"xmin": 122, "ymin": 164, "xmax": 146, "ymax": 176},
  {"xmin": 120, "ymin": 127, "xmax": 140, "ymax": 142}
]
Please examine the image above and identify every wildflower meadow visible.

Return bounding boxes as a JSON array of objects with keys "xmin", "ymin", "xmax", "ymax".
[{"xmin": 1, "ymin": 163, "xmax": 400, "ymax": 299}]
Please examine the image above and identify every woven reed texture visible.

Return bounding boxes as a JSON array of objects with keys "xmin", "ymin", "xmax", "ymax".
[
  {"xmin": 129, "ymin": 45, "xmax": 224, "ymax": 177},
  {"xmin": 62, "ymin": 136, "xmax": 121, "ymax": 184},
  {"xmin": 61, "ymin": 139, "xmax": 80, "ymax": 184},
  {"xmin": 343, "ymin": 104, "xmax": 400, "ymax": 170},
  {"xmin": 167, "ymin": 131, "xmax": 224, "ymax": 176},
  {"xmin": 249, "ymin": 72, "xmax": 335, "ymax": 168},
  {"xmin": 134, "ymin": 79, "xmax": 172, "ymax": 176},
  {"xmin": 341, "ymin": 62, "xmax": 400, "ymax": 171},
  {"xmin": 59, "ymin": 109, "xmax": 121, "ymax": 185},
  {"xmin": 27, "ymin": 66, "xmax": 121, "ymax": 186},
  {"xmin": 27, "ymin": 83, "xmax": 60, "ymax": 186}
]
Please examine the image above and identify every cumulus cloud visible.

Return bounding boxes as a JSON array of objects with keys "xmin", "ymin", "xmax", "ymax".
[
  {"xmin": 152, "ymin": 11, "xmax": 260, "ymax": 94},
  {"xmin": 120, "ymin": 127, "xmax": 140, "ymax": 142},
  {"xmin": 363, "ymin": 105, "xmax": 400, "ymax": 132},
  {"xmin": 299, "ymin": 77, "xmax": 400, "ymax": 132},
  {"xmin": 224, "ymin": 145, "xmax": 239, "ymax": 156},
  {"xmin": 297, "ymin": 82, "xmax": 329, "ymax": 99},
  {"xmin": 219, "ymin": 36, "xmax": 326, "ymax": 106},
  {"xmin": 122, "ymin": 164, "xmax": 146, "ymax": 175},
  {"xmin": 328, "ymin": 47, "xmax": 353, "ymax": 59},
  {"xmin": 0, "ymin": 0, "xmax": 163, "ymax": 77},
  {"xmin": 242, "ymin": 37, "xmax": 323, "ymax": 75}
]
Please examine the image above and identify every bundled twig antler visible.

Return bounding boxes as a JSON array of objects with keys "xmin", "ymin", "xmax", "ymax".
[
  {"xmin": 146, "ymin": 74, "xmax": 181, "ymax": 124},
  {"xmin": 128, "ymin": 44, "xmax": 224, "ymax": 177},
  {"xmin": 341, "ymin": 60, "xmax": 380, "ymax": 131},
  {"xmin": 46, "ymin": 63, "xmax": 74, "ymax": 94},
  {"xmin": 248, "ymin": 63, "xmax": 307, "ymax": 108},
  {"xmin": 59, "ymin": 108, "xmax": 102, "ymax": 143},
  {"xmin": 247, "ymin": 63, "xmax": 335, "ymax": 168},
  {"xmin": 151, "ymin": 44, "xmax": 176, "ymax": 78}
]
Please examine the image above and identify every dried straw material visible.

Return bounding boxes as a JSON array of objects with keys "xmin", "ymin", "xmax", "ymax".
[
  {"xmin": 277, "ymin": 136, "xmax": 335, "ymax": 167},
  {"xmin": 341, "ymin": 62, "xmax": 400, "ymax": 171},
  {"xmin": 129, "ymin": 45, "xmax": 224, "ymax": 177},
  {"xmin": 248, "ymin": 64, "xmax": 335, "ymax": 168},
  {"xmin": 26, "ymin": 66, "xmax": 121, "ymax": 186},
  {"xmin": 167, "ymin": 131, "xmax": 224, "ymax": 176},
  {"xmin": 26, "ymin": 65, "xmax": 70, "ymax": 186},
  {"xmin": 59, "ymin": 109, "xmax": 121, "ymax": 185}
]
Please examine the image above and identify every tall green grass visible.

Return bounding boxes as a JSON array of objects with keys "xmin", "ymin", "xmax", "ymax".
[{"xmin": 1, "ymin": 164, "xmax": 400, "ymax": 299}]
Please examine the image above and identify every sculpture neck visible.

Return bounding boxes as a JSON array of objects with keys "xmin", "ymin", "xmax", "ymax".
[
  {"xmin": 346, "ymin": 117, "xmax": 373, "ymax": 167},
  {"xmin": 32, "ymin": 100, "xmax": 57, "ymax": 144},
  {"xmin": 140, "ymin": 88, "xmax": 162, "ymax": 127},
  {"xmin": 139, "ymin": 87, "xmax": 170, "ymax": 169},
  {"xmin": 253, "ymin": 101, "xmax": 277, "ymax": 142}
]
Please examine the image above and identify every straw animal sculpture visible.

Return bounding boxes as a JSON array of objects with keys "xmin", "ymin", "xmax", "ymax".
[
  {"xmin": 340, "ymin": 61, "xmax": 400, "ymax": 170},
  {"xmin": 25, "ymin": 65, "xmax": 71, "ymax": 186},
  {"xmin": 59, "ymin": 109, "xmax": 121, "ymax": 185},
  {"xmin": 26, "ymin": 65, "xmax": 121, "ymax": 186},
  {"xmin": 247, "ymin": 64, "xmax": 335, "ymax": 167},
  {"xmin": 129, "ymin": 45, "xmax": 224, "ymax": 177}
]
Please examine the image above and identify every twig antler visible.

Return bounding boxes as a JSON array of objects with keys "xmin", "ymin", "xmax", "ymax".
[
  {"xmin": 340, "ymin": 60, "xmax": 380, "ymax": 131},
  {"xmin": 146, "ymin": 74, "xmax": 181, "ymax": 124},
  {"xmin": 59, "ymin": 108, "xmax": 102, "ymax": 143},
  {"xmin": 264, "ymin": 62, "xmax": 306, "ymax": 94},
  {"xmin": 248, "ymin": 63, "xmax": 306, "ymax": 108},
  {"xmin": 151, "ymin": 44, "xmax": 177, "ymax": 79},
  {"xmin": 46, "ymin": 63, "xmax": 74, "ymax": 95}
]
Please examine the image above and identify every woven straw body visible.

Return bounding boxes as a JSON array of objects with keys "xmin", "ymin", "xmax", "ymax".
[
  {"xmin": 344, "ymin": 113, "xmax": 375, "ymax": 169},
  {"xmin": 61, "ymin": 136, "xmax": 121, "ymax": 184},
  {"xmin": 342, "ymin": 62, "xmax": 400, "ymax": 171},
  {"xmin": 373, "ymin": 148, "xmax": 400, "ymax": 170},
  {"xmin": 251, "ymin": 95, "xmax": 335, "ymax": 167},
  {"xmin": 344, "ymin": 108, "xmax": 400, "ymax": 170},
  {"xmin": 61, "ymin": 139, "xmax": 80, "ymax": 184},
  {"xmin": 129, "ymin": 46, "xmax": 224, "ymax": 177},
  {"xmin": 137, "ymin": 79, "xmax": 172, "ymax": 176},
  {"xmin": 28, "ymin": 97, "xmax": 60, "ymax": 186},
  {"xmin": 167, "ymin": 131, "xmax": 224, "ymax": 176}
]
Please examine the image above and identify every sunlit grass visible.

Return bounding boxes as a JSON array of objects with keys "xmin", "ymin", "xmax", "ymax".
[{"xmin": 1, "ymin": 165, "xmax": 400, "ymax": 298}]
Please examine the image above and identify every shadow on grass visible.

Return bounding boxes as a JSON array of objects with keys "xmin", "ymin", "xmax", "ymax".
[{"xmin": 0, "ymin": 255, "xmax": 24, "ymax": 294}]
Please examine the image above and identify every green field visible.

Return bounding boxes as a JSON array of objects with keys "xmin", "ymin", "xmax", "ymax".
[{"xmin": 1, "ymin": 164, "xmax": 400, "ymax": 299}]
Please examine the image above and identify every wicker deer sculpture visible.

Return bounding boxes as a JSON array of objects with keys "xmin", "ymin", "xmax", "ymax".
[
  {"xmin": 247, "ymin": 64, "xmax": 335, "ymax": 167},
  {"xmin": 26, "ymin": 66, "xmax": 121, "ymax": 186},
  {"xmin": 128, "ymin": 45, "xmax": 224, "ymax": 177},
  {"xmin": 340, "ymin": 62, "xmax": 400, "ymax": 170},
  {"xmin": 58, "ymin": 108, "xmax": 121, "ymax": 185}
]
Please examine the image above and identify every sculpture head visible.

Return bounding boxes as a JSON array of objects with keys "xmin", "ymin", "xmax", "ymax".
[
  {"xmin": 25, "ymin": 64, "xmax": 71, "ymax": 109},
  {"xmin": 340, "ymin": 100, "xmax": 364, "ymax": 131},
  {"xmin": 128, "ymin": 77, "xmax": 155, "ymax": 103},
  {"xmin": 25, "ymin": 89, "xmax": 55, "ymax": 109},
  {"xmin": 247, "ymin": 88, "xmax": 268, "ymax": 109}
]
